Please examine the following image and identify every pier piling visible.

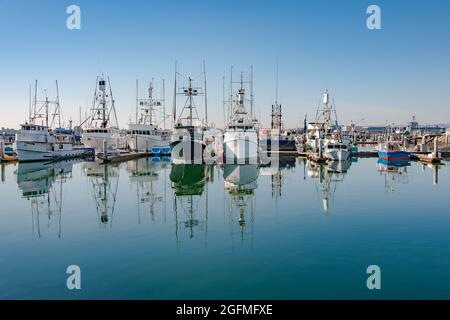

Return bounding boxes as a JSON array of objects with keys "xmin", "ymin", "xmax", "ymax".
[
  {"xmin": 103, "ymin": 139, "xmax": 108, "ymax": 160},
  {"xmin": 0, "ymin": 140, "xmax": 4, "ymax": 161},
  {"xmin": 318, "ymin": 139, "xmax": 323, "ymax": 159},
  {"xmin": 433, "ymin": 137, "xmax": 439, "ymax": 157}
]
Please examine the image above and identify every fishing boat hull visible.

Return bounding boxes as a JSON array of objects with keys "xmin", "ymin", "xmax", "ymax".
[
  {"xmin": 16, "ymin": 141, "xmax": 92, "ymax": 162},
  {"xmin": 223, "ymin": 131, "xmax": 259, "ymax": 164},
  {"xmin": 81, "ymin": 131, "xmax": 125, "ymax": 153},
  {"xmin": 324, "ymin": 149, "xmax": 351, "ymax": 161},
  {"xmin": 170, "ymin": 140, "xmax": 205, "ymax": 164},
  {"xmin": 127, "ymin": 134, "xmax": 170, "ymax": 153}
]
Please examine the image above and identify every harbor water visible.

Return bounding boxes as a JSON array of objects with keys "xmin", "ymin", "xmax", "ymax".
[{"xmin": 1, "ymin": 157, "xmax": 450, "ymax": 299}]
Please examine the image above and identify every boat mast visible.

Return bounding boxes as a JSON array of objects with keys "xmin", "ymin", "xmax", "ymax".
[
  {"xmin": 44, "ymin": 89, "xmax": 49, "ymax": 127},
  {"xmin": 203, "ymin": 60, "xmax": 208, "ymax": 126},
  {"xmin": 162, "ymin": 78, "xmax": 166, "ymax": 130},
  {"xmin": 222, "ymin": 76, "xmax": 226, "ymax": 128},
  {"xmin": 189, "ymin": 77, "xmax": 193, "ymax": 127},
  {"xmin": 250, "ymin": 65, "xmax": 254, "ymax": 119},
  {"xmin": 28, "ymin": 83, "xmax": 32, "ymax": 122},
  {"xmin": 101, "ymin": 78, "xmax": 106, "ymax": 128},
  {"xmin": 172, "ymin": 61, "xmax": 177, "ymax": 127},
  {"xmin": 229, "ymin": 66, "xmax": 233, "ymax": 125},
  {"xmin": 54, "ymin": 80, "xmax": 61, "ymax": 128},
  {"xmin": 149, "ymin": 79, "xmax": 155, "ymax": 126},
  {"xmin": 108, "ymin": 77, "xmax": 118, "ymax": 129},
  {"xmin": 275, "ymin": 64, "xmax": 279, "ymax": 106},
  {"xmin": 136, "ymin": 79, "xmax": 139, "ymax": 124},
  {"xmin": 33, "ymin": 80, "xmax": 37, "ymax": 124}
]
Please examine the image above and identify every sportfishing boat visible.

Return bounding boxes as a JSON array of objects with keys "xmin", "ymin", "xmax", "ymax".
[
  {"xmin": 223, "ymin": 72, "xmax": 259, "ymax": 163},
  {"xmin": 377, "ymin": 142, "xmax": 411, "ymax": 163},
  {"xmin": 81, "ymin": 76, "xmax": 125, "ymax": 155},
  {"xmin": 170, "ymin": 63, "xmax": 211, "ymax": 164},
  {"xmin": 306, "ymin": 90, "xmax": 351, "ymax": 161},
  {"xmin": 127, "ymin": 80, "xmax": 171, "ymax": 154},
  {"xmin": 15, "ymin": 81, "xmax": 93, "ymax": 162}
]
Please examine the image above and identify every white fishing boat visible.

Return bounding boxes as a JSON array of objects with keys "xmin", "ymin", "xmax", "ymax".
[
  {"xmin": 15, "ymin": 81, "xmax": 93, "ymax": 162},
  {"xmin": 170, "ymin": 63, "xmax": 211, "ymax": 164},
  {"xmin": 81, "ymin": 76, "xmax": 125, "ymax": 155},
  {"xmin": 306, "ymin": 90, "xmax": 351, "ymax": 161},
  {"xmin": 127, "ymin": 80, "xmax": 171, "ymax": 154},
  {"xmin": 223, "ymin": 71, "xmax": 259, "ymax": 164}
]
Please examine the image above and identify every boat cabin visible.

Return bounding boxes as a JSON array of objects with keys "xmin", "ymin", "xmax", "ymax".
[{"xmin": 20, "ymin": 123, "xmax": 49, "ymax": 133}]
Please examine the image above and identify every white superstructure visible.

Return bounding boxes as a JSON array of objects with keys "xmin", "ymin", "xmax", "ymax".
[
  {"xmin": 127, "ymin": 80, "xmax": 170, "ymax": 153},
  {"xmin": 81, "ymin": 76, "xmax": 125, "ymax": 154},
  {"xmin": 223, "ymin": 71, "xmax": 259, "ymax": 164},
  {"xmin": 306, "ymin": 90, "xmax": 351, "ymax": 161}
]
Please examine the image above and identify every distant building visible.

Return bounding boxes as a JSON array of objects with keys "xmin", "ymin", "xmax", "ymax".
[
  {"xmin": 407, "ymin": 115, "xmax": 419, "ymax": 133},
  {"xmin": 405, "ymin": 115, "xmax": 446, "ymax": 135},
  {"xmin": 365, "ymin": 126, "xmax": 386, "ymax": 134},
  {"xmin": 0, "ymin": 128, "xmax": 16, "ymax": 144}
]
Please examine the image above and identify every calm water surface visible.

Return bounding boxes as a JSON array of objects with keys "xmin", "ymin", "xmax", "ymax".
[{"xmin": 1, "ymin": 156, "xmax": 450, "ymax": 299}]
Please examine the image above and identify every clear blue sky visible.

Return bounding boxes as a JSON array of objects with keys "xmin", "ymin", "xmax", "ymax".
[{"xmin": 1, "ymin": 0, "xmax": 449, "ymax": 129}]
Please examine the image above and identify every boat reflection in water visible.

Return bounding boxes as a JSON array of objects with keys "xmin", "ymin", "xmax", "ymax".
[
  {"xmin": 223, "ymin": 164, "xmax": 259, "ymax": 241},
  {"xmin": 15, "ymin": 161, "xmax": 74, "ymax": 238},
  {"xmin": 260, "ymin": 154, "xmax": 296, "ymax": 201},
  {"xmin": 126, "ymin": 158, "xmax": 169, "ymax": 223},
  {"xmin": 307, "ymin": 158, "xmax": 352, "ymax": 214},
  {"xmin": 170, "ymin": 164, "xmax": 210, "ymax": 243},
  {"xmin": 377, "ymin": 158, "xmax": 411, "ymax": 193},
  {"xmin": 82, "ymin": 161, "xmax": 120, "ymax": 227}
]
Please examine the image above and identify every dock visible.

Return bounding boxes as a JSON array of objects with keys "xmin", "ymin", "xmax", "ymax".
[
  {"xmin": 411, "ymin": 153, "xmax": 442, "ymax": 164},
  {"xmin": 351, "ymin": 151, "xmax": 378, "ymax": 158},
  {"xmin": 98, "ymin": 151, "xmax": 170, "ymax": 164},
  {"xmin": 297, "ymin": 151, "xmax": 328, "ymax": 163}
]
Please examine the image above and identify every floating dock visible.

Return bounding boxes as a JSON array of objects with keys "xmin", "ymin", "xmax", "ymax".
[
  {"xmin": 411, "ymin": 153, "xmax": 442, "ymax": 164},
  {"xmin": 297, "ymin": 151, "xmax": 328, "ymax": 163},
  {"xmin": 98, "ymin": 151, "xmax": 171, "ymax": 164}
]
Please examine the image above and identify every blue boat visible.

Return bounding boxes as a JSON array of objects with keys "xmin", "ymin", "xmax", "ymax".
[
  {"xmin": 263, "ymin": 138, "xmax": 296, "ymax": 151},
  {"xmin": 378, "ymin": 142, "xmax": 410, "ymax": 162}
]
